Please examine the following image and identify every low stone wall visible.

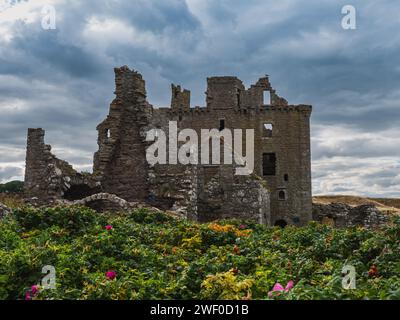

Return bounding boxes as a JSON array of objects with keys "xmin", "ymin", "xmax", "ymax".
[
  {"xmin": 73, "ymin": 193, "xmax": 130, "ymax": 212},
  {"xmin": 56, "ymin": 193, "xmax": 164, "ymax": 214},
  {"xmin": 147, "ymin": 164, "xmax": 199, "ymax": 220},
  {"xmin": 312, "ymin": 203, "xmax": 390, "ymax": 228},
  {"xmin": 197, "ymin": 167, "xmax": 270, "ymax": 224}
]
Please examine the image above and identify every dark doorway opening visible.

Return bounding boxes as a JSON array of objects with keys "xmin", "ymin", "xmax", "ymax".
[
  {"xmin": 63, "ymin": 184, "xmax": 100, "ymax": 201},
  {"xmin": 274, "ymin": 219, "xmax": 288, "ymax": 228}
]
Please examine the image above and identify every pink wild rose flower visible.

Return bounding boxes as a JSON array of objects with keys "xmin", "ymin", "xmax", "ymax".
[
  {"xmin": 268, "ymin": 280, "xmax": 294, "ymax": 297},
  {"xmin": 31, "ymin": 285, "xmax": 39, "ymax": 295},
  {"xmin": 105, "ymin": 225, "xmax": 113, "ymax": 230},
  {"xmin": 25, "ymin": 292, "xmax": 32, "ymax": 300},
  {"xmin": 105, "ymin": 270, "xmax": 117, "ymax": 280},
  {"xmin": 25, "ymin": 285, "xmax": 40, "ymax": 300}
]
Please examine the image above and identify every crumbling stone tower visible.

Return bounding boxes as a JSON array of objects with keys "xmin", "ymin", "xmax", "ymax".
[
  {"xmin": 93, "ymin": 67, "xmax": 152, "ymax": 201},
  {"xmin": 25, "ymin": 66, "xmax": 312, "ymax": 226}
]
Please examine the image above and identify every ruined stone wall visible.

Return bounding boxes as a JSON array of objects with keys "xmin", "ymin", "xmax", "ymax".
[
  {"xmin": 144, "ymin": 107, "xmax": 199, "ymax": 219},
  {"xmin": 206, "ymin": 77, "xmax": 245, "ymax": 110},
  {"xmin": 197, "ymin": 166, "xmax": 270, "ymax": 224},
  {"xmin": 93, "ymin": 66, "xmax": 153, "ymax": 202},
  {"xmin": 24, "ymin": 128, "xmax": 100, "ymax": 203},
  {"xmin": 313, "ymin": 203, "xmax": 390, "ymax": 229},
  {"xmin": 25, "ymin": 66, "xmax": 311, "ymax": 226},
  {"xmin": 104, "ymin": 72, "xmax": 312, "ymax": 226},
  {"xmin": 152, "ymin": 80, "xmax": 312, "ymax": 226},
  {"xmin": 142, "ymin": 100, "xmax": 272, "ymax": 223},
  {"xmin": 148, "ymin": 164, "xmax": 199, "ymax": 220},
  {"xmin": 147, "ymin": 161, "xmax": 269, "ymax": 224}
]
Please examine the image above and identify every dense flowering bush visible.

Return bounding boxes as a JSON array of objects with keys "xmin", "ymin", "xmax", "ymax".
[{"xmin": 0, "ymin": 206, "xmax": 399, "ymax": 300}]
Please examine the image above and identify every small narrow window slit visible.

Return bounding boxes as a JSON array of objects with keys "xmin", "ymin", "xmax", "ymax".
[
  {"xmin": 219, "ymin": 119, "xmax": 225, "ymax": 131},
  {"xmin": 106, "ymin": 129, "xmax": 111, "ymax": 139}
]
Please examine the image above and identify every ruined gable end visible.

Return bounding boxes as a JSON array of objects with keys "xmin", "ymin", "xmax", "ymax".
[{"xmin": 24, "ymin": 128, "xmax": 100, "ymax": 203}]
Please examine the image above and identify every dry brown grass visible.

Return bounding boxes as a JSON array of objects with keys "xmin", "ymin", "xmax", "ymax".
[
  {"xmin": 0, "ymin": 193, "xmax": 25, "ymax": 209},
  {"xmin": 313, "ymin": 195, "xmax": 400, "ymax": 215}
]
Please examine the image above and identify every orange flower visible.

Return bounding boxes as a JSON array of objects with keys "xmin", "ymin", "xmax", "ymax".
[
  {"xmin": 209, "ymin": 223, "xmax": 234, "ymax": 233},
  {"xmin": 208, "ymin": 223, "xmax": 252, "ymax": 237},
  {"xmin": 235, "ymin": 229, "xmax": 252, "ymax": 237}
]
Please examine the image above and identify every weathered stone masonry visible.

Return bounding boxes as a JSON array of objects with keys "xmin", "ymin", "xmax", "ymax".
[
  {"xmin": 312, "ymin": 203, "xmax": 389, "ymax": 229},
  {"xmin": 24, "ymin": 128, "xmax": 100, "ymax": 203},
  {"xmin": 25, "ymin": 66, "xmax": 312, "ymax": 226},
  {"xmin": 93, "ymin": 67, "xmax": 152, "ymax": 202}
]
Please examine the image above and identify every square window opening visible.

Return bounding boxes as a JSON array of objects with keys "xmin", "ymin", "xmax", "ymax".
[{"xmin": 263, "ymin": 123, "xmax": 273, "ymax": 138}]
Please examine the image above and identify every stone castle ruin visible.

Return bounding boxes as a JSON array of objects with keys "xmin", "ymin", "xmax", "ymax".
[{"xmin": 24, "ymin": 66, "xmax": 313, "ymax": 226}]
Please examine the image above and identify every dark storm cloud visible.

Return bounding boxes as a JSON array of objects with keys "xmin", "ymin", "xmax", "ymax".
[
  {"xmin": 12, "ymin": 31, "xmax": 102, "ymax": 78},
  {"xmin": 0, "ymin": 0, "xmax": 399, "ymax": 196}
]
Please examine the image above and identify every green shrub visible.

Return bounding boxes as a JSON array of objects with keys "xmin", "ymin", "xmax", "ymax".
[
  {"xmin": 0, "ymin": 206, "xmax": 399, "ymax": 300},
  {"xmin": 12, "ymin": 206, "xmax": 102, "ymax": 234}
]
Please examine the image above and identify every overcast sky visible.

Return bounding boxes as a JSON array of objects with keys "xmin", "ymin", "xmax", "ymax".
[{"xmin": 0, "ymin": 0, "xmax": 399, "ymax": 197}]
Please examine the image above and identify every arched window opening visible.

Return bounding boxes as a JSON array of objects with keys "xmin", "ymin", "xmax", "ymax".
[{"xmin": 278, "ymin": 190, "xmax": 287, "ymax": 200}]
